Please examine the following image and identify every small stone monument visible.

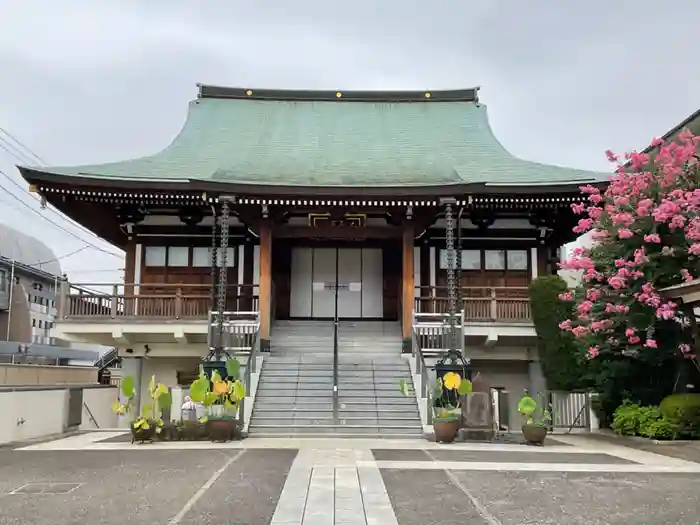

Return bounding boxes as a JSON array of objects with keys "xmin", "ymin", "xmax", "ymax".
[{"xmin": 457, "ymin": 373, "xmax": 496, "ymax": 441}]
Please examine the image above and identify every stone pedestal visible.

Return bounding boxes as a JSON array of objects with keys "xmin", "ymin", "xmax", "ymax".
[{"xmin": 457, "ymin": 373, "xmax": 496, "ymax": 442}]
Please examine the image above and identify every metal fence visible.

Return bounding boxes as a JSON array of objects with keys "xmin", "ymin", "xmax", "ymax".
[{"xmin": 546, "ymin": 391, "xmax": 591, "ymax": 432}]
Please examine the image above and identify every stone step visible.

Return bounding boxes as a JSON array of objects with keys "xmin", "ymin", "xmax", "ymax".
[
  {"xmin": 248, "ymin": 423, "xmax": 423, "ymax": 432},
  {"xmin": 250, "ymin": 416, "xmax": 421, "ymax": 424},
  {"xmin": 249, "ymin": 432, "xmax": 423, "ymax": 439}
]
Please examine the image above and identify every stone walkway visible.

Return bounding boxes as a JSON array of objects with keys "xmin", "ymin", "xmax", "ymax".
[{"xmin": 8, "ymin": 432, "xmax": 700, "ymax": 524}]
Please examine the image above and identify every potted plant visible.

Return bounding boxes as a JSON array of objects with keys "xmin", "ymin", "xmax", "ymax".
[
  {"xmin": 400, "ymin": 372, "xmax": 472, "ymax": 443},
  {"xmin": 190, "ymin": 359, "xmax": 246, "ymax": 442},
  {"xmin": 112, "ymin": 375, "xmax": 172, "ymax": 443},
  {"xmin": 517, "ymin": 391, "xmax": 551, "ymax": 446}
]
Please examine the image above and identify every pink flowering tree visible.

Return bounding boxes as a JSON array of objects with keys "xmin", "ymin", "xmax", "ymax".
[{"xmin": 559, "ymin": 129, "xmax": 700, "ymax": 417}]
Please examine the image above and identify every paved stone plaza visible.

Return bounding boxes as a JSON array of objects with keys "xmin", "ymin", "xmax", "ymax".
[{"xmin": 1, "ymin": 432, "xmax": 700, "ymax": 524}]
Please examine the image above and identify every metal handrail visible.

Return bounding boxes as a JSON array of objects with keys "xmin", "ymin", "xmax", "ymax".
[
  {"xmin": 411, "ymin": 327, "xmax": 433, "ymax": 425},
  {"xmin": 332, "ymin": 317, "xmax": 339, "ymax": 424},
  {"xmin": 237, "ymin": 320, "xmax": 260, "ymax": 427}
]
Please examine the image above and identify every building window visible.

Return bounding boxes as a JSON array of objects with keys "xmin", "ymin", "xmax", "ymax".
[
  {"xmin": 484, "ymin": 250, "xmax": 506, "ymax": 270},
  {"xmin": 33, "ymin": 282, "xmax": 43, "ymax": 291},
  {"xmin": 507, "ymin": 250, "xmax": 528, "ymax": 271},
  {"xmin": 0, "ymin": 270, "xmax": 6, "ymax": 292},
  {"xmin": 167, "ymin": 247, "xmax": 190, "ymax": 267},
  {"xmin": 192, "ymin": 247, "xmax": 211, "ymax": 267},
  {"xmin": 144, "ymin": 246, "xmax": 167, "ymax": 266},
  {"xmin": 32, "ymin": 318, "xmax": 36, "ymax": 327},
  {"xmin": 193, "ymin": 247, "xmax": 235, "ymax": 268}
]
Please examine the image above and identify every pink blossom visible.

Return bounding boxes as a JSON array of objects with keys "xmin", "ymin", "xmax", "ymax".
[
  {"xmin": 684, "ymin": 354, "xmax": 697, "ymax": 360},
  {"xmin": 628, "ymin": 335, "xmax": 641, "ymax": 344},
  {"xmin": 618, "ymin": 229, "xmax": 634, "ymax": 239},
  {"xmin": 649, "ymin": 137, "xmax": 664, "ymax": 148},
  {"xmin": 613, "ymin": 196, "xmax": 630, "ymax": 208},
  {"xmin": 586, "ymin": 288, "xmax": 602, "ymax": 301},
  {"xmin": 605, "ymin": 150, "xmax": 618, "ymax": 162},
  {"xmin": 681, "ymin": 269, "xmax": 694, "ymax": 282},
  {"xmin": 571, "ymin": 202, "xmax": 586, "ymax": 214},
  {"xmin": 577, "ymin": 301, "xmax": 594, "ymax": 315},
  {"xmin": 607, "ymin": 276, "xmax": 627, "ymax": 289},
  {"xmin": 644, "ymin": 339, "xmax": 658, "ymax": 348},
  {"xmin": 559, "ymin": 319, "xmax": 572, "ymax": 331},
  {"xmin": 558, "ymin": 291, "xmax": 573, "ymax": 301},
  {"xmin": 656, "ymin": 302, "xmax": 677, "ymax": 320},
  {"xmin": 571, "ymin": 326, "xmax": 589, "ymax": 338},
  {"xmin": 573, "ymin": 218, "xmax": 594, "ymax": 234},
  {"xmin": 680, "ymin": 344, "xmax": 692, "ymax": 354},
  {"xmin": 689, "ymin": 244, "xmax": 700, "ymax": 256},
  {"xmin": 587, "ymin": 346, "xmax": 600, "ymax": 359},
  {"xmin": 625, "ymin": 328, "xmax": 636, "ymax": 337},
  {"xmin": 644, "ymin": 233, "xmax": 661, "ymax": 243}
]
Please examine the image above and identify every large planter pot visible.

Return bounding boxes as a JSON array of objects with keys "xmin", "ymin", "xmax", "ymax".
[
  {"xmin": 207, "ymin": 417, "xmax": 240, "ymax": 442},
  {"xmin": 130, "ymin": 421, "xmax": 157, "ymax": 444},
  {"xmin": 434, "ymin": 419, "xmax": 461, "ymax": 443},
  {"xmin": 522, "ymin": 424, "xmax": 548, "ymax": 446}
]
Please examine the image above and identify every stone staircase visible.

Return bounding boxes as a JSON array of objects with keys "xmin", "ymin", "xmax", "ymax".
[{"xmin": 248, "ymin": 321, "xmax": 423, "ymax": 438}]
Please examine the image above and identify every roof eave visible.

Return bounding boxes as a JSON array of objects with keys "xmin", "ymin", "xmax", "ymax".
[{"xmin": 21, "ymin": 168, "xmax": 598, "ymax": 197}]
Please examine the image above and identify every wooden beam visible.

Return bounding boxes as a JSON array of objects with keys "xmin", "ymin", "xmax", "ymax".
[
  {"xmin": 258, "ymin": 219, "xmax": 273, "ymax": 351},
  {"xmin": 402, "ymin": 222, "xmax": 415, "ymax": 352}
]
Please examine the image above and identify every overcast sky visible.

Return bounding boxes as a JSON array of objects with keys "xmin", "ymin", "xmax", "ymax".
[{"xmin": 0, "ymin": 0, "xmax": 698, "ymax": 283}]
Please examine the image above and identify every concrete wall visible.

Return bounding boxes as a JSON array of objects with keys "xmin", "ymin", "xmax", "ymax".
[
  {"xmin": 471, "ymin": 360, "xmax": 531, "ymax": 431},
  {"xmin": 0, "ymin": 385, "xmax": 117, "ymax": 445},
  {"xmin": 0, "ymin": 364, "xmax": 97, "ymax": 386},
  {"xmin": 81, "ymin": 386, "xmax": 119, "ymax": 430}
]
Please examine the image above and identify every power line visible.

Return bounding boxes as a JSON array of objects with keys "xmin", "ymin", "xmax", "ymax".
[
  {"xmin": 0, "ymin": 137, "xmax": 36, "ymax": 166},
  {"xmin": 0, "ymin": 163, "xmax": 115, "ymax": 244},
  {"xmin": 30, "ymin": 246, "xmax": 89, "ymax": 266},
  {"xmin": 0, "ymin": 178, "xmax": 123, "ymax": 259},
  {"xmin": 0, "ymin": 127, "xmax": 46, "ymax": 165},
  {"xmin": 0, "ymin": 126, "xmax": 121, "ymax": 244}
]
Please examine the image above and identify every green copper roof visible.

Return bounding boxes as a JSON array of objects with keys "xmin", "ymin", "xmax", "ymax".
[{"xmin": 21, "ymin": 86, "xmax": 608, "ymax": 189}]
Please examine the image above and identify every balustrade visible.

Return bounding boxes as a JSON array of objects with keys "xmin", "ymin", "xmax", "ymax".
[
  {"xmin": 59, "ymin": 283, "xmax": 259, "ymax": 320},
  {"xmin": 413, "ymin": 286, "xmax": 532, "ymax": 322}
]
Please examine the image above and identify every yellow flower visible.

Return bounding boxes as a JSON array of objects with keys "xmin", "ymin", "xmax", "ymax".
[
  {"xmin": 443, "ymin": 372, "xmax": 461, "ymax": 390},
  {"xmin": 213, "ymin": 380, "xmax": 228, "ymax": 395}
]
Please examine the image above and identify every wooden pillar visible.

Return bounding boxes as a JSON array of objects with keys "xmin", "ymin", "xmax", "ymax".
[
  {"xmin": 243, "ymin": 242, "xmax": 254, "ymax": 310},
  {"xmin": 123, "ymin": 242, "xmax": 136, "ymax": 315},
  {"xmin": 401, "ymin": 222, "xmax": 415, "ymax": 353},
  {"xmin": 258, "ymin": 219, "xmax": 272, "ymax": 352}
]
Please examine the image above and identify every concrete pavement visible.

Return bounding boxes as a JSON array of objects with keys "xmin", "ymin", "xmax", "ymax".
[{"xmin": 1, "ymin": 432, "xmax": 699, "ymax": 524}]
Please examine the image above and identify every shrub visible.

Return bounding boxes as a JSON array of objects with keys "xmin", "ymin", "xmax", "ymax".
[
  {"xmin": 611, "ymin": 401, "xmax": 643, "ymax": 436},
  {"xmin": 611, "ymin": 402, "xmax": 679, "ymax": 440},
  {"xmin": 660, "ymin": 394, "xmax": 700, "ymax": 438}
]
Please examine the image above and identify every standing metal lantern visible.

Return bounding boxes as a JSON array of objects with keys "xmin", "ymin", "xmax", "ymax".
[
  {"xmin": 434, "ymin": 198, "xmax": 471, "ymax": 407},
  {"xmin": 202, "ymin": 197, "xmax": 233, "ymax": 380}
]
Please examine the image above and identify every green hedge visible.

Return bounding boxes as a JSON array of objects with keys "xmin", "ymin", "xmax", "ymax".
[
  {"xmin": 528, "ymin": 276, "xmax": 588, "ymax": 391},
  {"xmin": 660, "ymin": 394, "xmax": 700, "ymax": 438}
]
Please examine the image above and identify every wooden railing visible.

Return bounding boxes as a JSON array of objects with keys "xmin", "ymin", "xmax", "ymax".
[
  {"xmin": 414, "ymin": 286, "xmax": 532, "ymax": 322},
  {"xmin": 60, "ymin": 283, "xmax": 259, "ymax": 320}
]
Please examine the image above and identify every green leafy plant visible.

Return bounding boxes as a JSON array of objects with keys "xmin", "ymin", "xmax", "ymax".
[
  {"xmin": 112, "ymin": 374, "xmax": 172, "ymax": 435},
  {"xmin": 189, "ymin": 360, "xmax": 246, "ymax": 423},
  {"xmin": 400, "ymin": 372, "xmax": 473, "ymax": 422},
  {"xmin": 517, "ymin": 392, "xmax": 552, "ymax": 427}
]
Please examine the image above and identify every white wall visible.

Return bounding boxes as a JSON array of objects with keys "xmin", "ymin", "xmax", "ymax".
[
  {"xmin": 81, "ymin": 386, "xmax": 119, "ymax": 430},
  {"xmin": 0, "ymin": 386, "xmax": 118, "ymax": 445},
  {"xmin": 0, "ymin": 389, "xmax": 68, "ymax": 445}
]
